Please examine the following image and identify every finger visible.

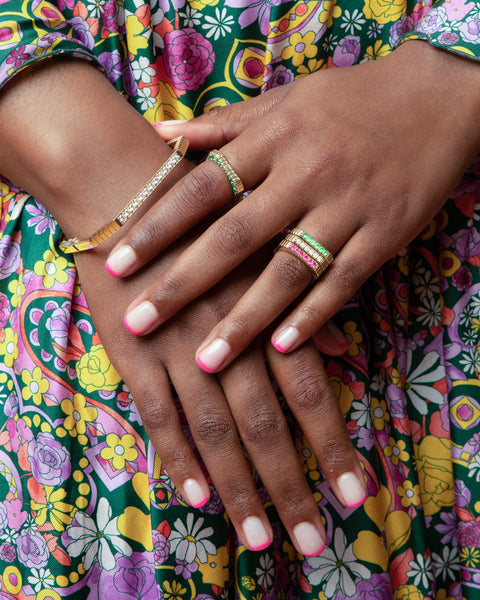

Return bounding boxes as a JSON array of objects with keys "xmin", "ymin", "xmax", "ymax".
[
  {"xmin": 106, "ymin": 133, "xmax": 273, "ymax": 281},
  {"xmin": 267, "ymin": 341, "xmax": 366, "ymax": 509},
  {"xmin": 313, "ymin": 321, "xmax": 349, "ymax": 356},
  {"xmin": 125, "ymin": 365, "xmax": 211, "ymax": 508},
  {"xmin": 167, "ymin": 354, "xmax": 274, "ymax": 552},
  {"xmin": 151, "ymin": 86, "xmax": 289, "ymax": 151},
  {"xmin": 193, "ymin": 220, "xmax": 351, "ymax": 372},
  {"xmin": 121, "ymin": 177, "xmax": 299, "ymax": 336},
  {"xmin": 219, "ymin": 347, "xmax": 326, "ymax": 557}
]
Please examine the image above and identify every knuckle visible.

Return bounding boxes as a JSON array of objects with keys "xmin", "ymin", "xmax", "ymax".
[
  {"xmin": 320, "ymin": 436, "xmax": 353, "ymax": 470},
  {"xmin": 239, "ymin": 407, "xmax": 287, "ymax": 446},
  {"xmin": 289, "ymin": 372, "xmax": 323, "ymax": 414},
  {"xmin": 192, "ymin": 410, "xmax": 236, "ymax": 449},
  {"xmin": 140, "ymin": 399, "xmax": 177, "ymax": 433},
  {"xmin": 176, "ymin": 165, "xmax": 226, "ymax": 215},
  {"xmin": 329, "ymin": 259, "xmax": 365, "ymax": 298},
  {"xmin": 155, "ymin": 271, "xmax": 184, "ymax": 305},
  {"xmin": 212, "ymin": 213, "xmax": 254, "ymax": 258},
  {"xmin": 272, "ymin": 252, "xmax": 312, "ymax": 291}
]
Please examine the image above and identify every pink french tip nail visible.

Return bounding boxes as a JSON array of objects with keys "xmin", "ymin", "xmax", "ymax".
[
  {"xmin": 153, "ymin": 119, "xmax": 188, "ymax": 127},
  {"xmin": 250, "ymin": 540, "xmax": 272, "ymax": 552},
  {"xmin": 124, "ymin": 301, "xmax": 158, "ymax": 335},
  {"xmin": 106, "ymin": 245, "xmax": 137, "ymax": 277},
  {"xmin": 196, "ymin": 356, "xmax": 216, "ymax": 374},
  {"xmin": 293, "ymin": 522, "xmax": 325, "ymax": 557},
  {"xmin": 303, "ymin": 543, "xmax": 326, "ymax": 558},
  {"xmin": 183, "ymin": 478, "xmax": 209, "ymax": 508},
  {"xmin": 337, "ymin": 472, "xmax": 367, "ymax": 508},
  {"xmin": 105, "ymin": 261, "xmax": 120, "ymax": 277},
  {"xmin": 242, "ymin": 517, "xmax": 271, "ymax": 552},
  {"xmin": 271, "ymin": 326, "xmax": 300, "ymax": 353},
  {"xmin": 195, "ymin": 338, "xmax": 231, "ymax": 373}
]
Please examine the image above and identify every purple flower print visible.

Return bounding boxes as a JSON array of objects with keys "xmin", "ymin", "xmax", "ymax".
[
  {"xmin": 416, "ymin": 7, "xmax": 447, "ymax": 34},
  {"xmin": 164, "ymin": 29, "xmax": 214, "ymax": 91},
  {"xmin": 436, "ymin": 509, "xmax": 458, "ymax": 545},
  {"xmin": 158, "ymin": 0, "xmax": 185, "ymax": 11},
  {"xmin": 7, "ymin": 418, "xmax": 33, "ymax": 453},
  {"xmin": 0, "ymin": 542, "xmax": 15, "ymax": 562},
  {"xmin": 336, "ymin": 572, "xmax": 393, "ymax": 600},
  {"xmin": 453, "ymin": 265, "xmax": 473, "ymax": 291},
  {"xmin": 3, "ymin": 393, "xmax": 18, "ymax": 419},
  {"xmin": 25, "ymin": 201, "xmax": 56, "ymax": 235},
  {"xmin": 455, "ymin": 479, "xmax": 471, "ymax": 507},
  {"xmin": 57, "ymin": 0, "xmax": 75, "ymax": 10},
  {"xmin": 0, "ymin": 293, "xmax": 9, "ymax": 328},
  {"xmin": 438, "ymin": 31, "xmax": 460, "ymax": 45},
  {"xmin": 458, "ymin": 520, "xmax": 480, "ymax": 547},
  {"xmin": 45, "ymin": 306, "xmax": 71, "ymax": 349},
  {"xmin": 389, "ymin": 16, "xmax": 414, "ymax": 46},
  {"xmin": 332, "ymin": 35, "xmax": 361, "ymax": 67},
  {"xmin": 226, "ymin": 0, "xmax": 288, "ymax": 35},
  {"xmin": 175, "ymin": 558, "xmax": 198, "ymax": 578},
  {"xmin": 98, "ymin": 49, "xmax": 122, "ymax": 83},
  {"xmin": 16, "ymin": 530, "xmax": 49, "ymax": 568},
  {"xmin": 152, "ymin": 529, "xmax": 170, "ymax": 565},
  {"xmin": 5, "ymin": 498, "xmax": 27, "ymax": 530},
  {"xmin": 28, "ymin": 432, "xmax": 71, "ymax": 486},
  {"xmin": 266, "ymin": 65, "xmax": 294, "ymax": 89},
  {"xmin": 450, "ymin": 227, "xmax": 480, "ymax": 261},
  {"xmin": 122, "ymin": 61, "xmax": 138, "ymax": 97},
  {"xmin": 458, "ymin": 15, "xmax": 480, "ymax": 43},
  {"xmin": 445, "ymin": 0, "xmax": 475, "ymax": 21},
  {"xmin": 69, "ymin": 16, "xmax": 95, "ymax": 49},
  {"xmin": 0, "ymin": 503, "xmax": 8, "ymax": 531},
  {"xmin": 93, "ymin": 553, "xmax": 158, "ymax": 600},
  {"xmin": 0, "ymin": 236, "xmax": 21, "ymax": 279}
]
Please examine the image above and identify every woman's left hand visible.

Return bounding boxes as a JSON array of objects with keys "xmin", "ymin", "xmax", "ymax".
[{"xmin": 106, "ymin": 41, "xmax": 480, "ymax": 371}]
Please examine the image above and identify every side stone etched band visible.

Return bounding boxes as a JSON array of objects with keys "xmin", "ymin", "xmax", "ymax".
[
  {"xmin": 60, "ymin": 136, "xmax": 189, "ymax": 254},
  {"xmin": 206, "ymin": 149, "xmax": 244, "ymax": 202}
]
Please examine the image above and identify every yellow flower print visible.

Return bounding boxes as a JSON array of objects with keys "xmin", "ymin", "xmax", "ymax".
[
  {"xmin": 281, "ymin": 31, "xmax": 318, "ymax": 67},
  {"xmin": 125, "ymin": 15, "xmax": 150, "ymax": 56},
  {"xmin": 31, "ymin": 486, "xmax": 74, "ymax": 531},
  {"xmin": 297, "ymin": 58, "xmax": 326, "ymax": 77},
  {"xmin": 364, "ymin": 40, "xmax": 391, "ymax": 61},
  {"xmin": 330, "ymin": 375, "xmax": 355, "ymax": 417},
  {"xmin": 189, "ymin": 0, "xmax": 219, "ymax": 8},
  {"xmin": 319, "ymin": 1, "xmax": 341, "ymax": 27},
  {"xmin": 397, "ymin": 480, "xmax": 421, "ymax": 508},
  {"xmin": 391, "ymin": 367, "xmax": 402, "ymax": 387},
  {"xmin": 353, "ymin": 485, "xmax": 411, "ymax": 570},
  {"xmin": 384, "ymin": 437, "xmax": 409, "ymax": 466},
  {"xmin": 0, "ymin": 328, "xmax": 18, "ymax": 368},
  {"xmin": 296, "ymin": 436, "xmax": 321, "ymax": 482},
  {"xmin": 21, "ymin": 367, "xmax": 49, "ymax": 406},
  {"xmin": 76, "ymin": 344, "xmax": 121, "ymax": 393},
  {"xmin": 371, "ymin": 396, "xmax": 390, "ymax": 430},
  {"xmin": 34, "ymin": 249, "xmax": 69, "ymax": 289},
  {"xmin": 344, "ymin": 321, "xmax": 362, "ymax": 356},
  {"xmin": 61, "ymin": 393, "xmax": 98, "ymax": 437},
  {"xmin": 461, "ymin": 546, "xmax": 480, "ymax": 568},
  {"xmin": 395, "ymin": 585, "xmax": 424, "ymax": 600},
  {"xmin": 197, "ymin": 547, "xmax": 229, "ymax": 586},
  {"xmin": 7, "ymin": 274, "xmax": 25, "ymax": 308},
  {"xmin": 163, "ymin": 580, "xmax": 187, "ymax": 600},
  {"xmin": 414, "ymin": 436, "xmax": 454, "ymax": 516},
  {"xmin": 101, "ymin": 433, "xmax": 138, "ymax": 470},
  {"xmin": 363, "ymin": 0, "xmax": 405, "ymax": 24}
]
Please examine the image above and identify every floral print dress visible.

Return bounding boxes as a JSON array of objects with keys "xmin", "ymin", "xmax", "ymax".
[{"xmin": 1, "ymin": 1, "xmax": 480, "ymax": 599}]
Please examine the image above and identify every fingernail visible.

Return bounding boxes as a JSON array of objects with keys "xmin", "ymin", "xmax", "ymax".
[
  {"xmin": 293, "ymin": 522, "xmax": 325, "ymax": 557},
  {"xmin": 242, "ymin": 516, "xmax": 271, "ymax": 551},
  {"xmin": 271, "ymin": 326, "xmax": 300, "ymax": 353},
  {"xmin": 183, "ymin": 478, "xmax": 209, "ymax": 508},
  {"xmin": 196, "ymin": 338, "xmax": 231, "ymax": 373},
  {"xmin": 124, "ymin": 301, "xmax": 158, "ymax": 334},
  {"xmin": 153, "ymin": 119, "xmax": 188, "ymax": 127},
  {"xmin": 325, "ymin": 320, "xmax": 349, "ymax": 348},
  {"xmin": 336, "ymin": 472, "xmax": 366, "ymax": 508},
  {"xmin": 106, "ymin": 245, "xmax": 137, "ymax": 277}
]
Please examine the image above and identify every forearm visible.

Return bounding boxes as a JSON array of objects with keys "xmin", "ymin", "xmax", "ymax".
[{"xmin": 0, "ymin": 58, "xmax": 175, "ymax": 242}]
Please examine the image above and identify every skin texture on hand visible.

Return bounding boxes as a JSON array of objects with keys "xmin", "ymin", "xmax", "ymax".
[
  {"xmin": 0, "ymin": 58, "xmax": 365, "ymax": 555},
  {"xmin": 108, "ymin": 40, "xmax": 480, "ymax": 372}
]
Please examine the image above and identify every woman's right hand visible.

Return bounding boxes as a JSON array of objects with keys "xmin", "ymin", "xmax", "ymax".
[{"xmin": 74, "ymin": 230, "xmax": 366, "ymax": 556}]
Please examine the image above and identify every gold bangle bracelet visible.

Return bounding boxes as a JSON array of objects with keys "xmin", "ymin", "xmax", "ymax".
[{"xmin": 59, "ymin": 136, "xmax": 189, "ymax": 254}]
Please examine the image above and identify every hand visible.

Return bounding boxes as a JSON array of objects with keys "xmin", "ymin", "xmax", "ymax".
[
  {"xmin": 76, "ymin": 236, "xmax": 365, "ymax": 556},
  {"xmin": 105, "ymin": 41, "xmax": 480, "ymax": 372}
]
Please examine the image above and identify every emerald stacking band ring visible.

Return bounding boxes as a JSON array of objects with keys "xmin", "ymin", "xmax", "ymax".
[{"xmin": 206, "ymin": 149, "xmax": 244, "ymax": 202}]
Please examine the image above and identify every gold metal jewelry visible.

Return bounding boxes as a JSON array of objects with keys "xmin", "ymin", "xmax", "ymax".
[
  {"xmin": 289, "ymin": 227, "xmax": 333, "ymax": 266},
  {"xmin": 60, "ymin": 136, "xmax": 189, "ymax": 254},
  {"xmin": 275, "ymin": 239, "xmax": 324, "ymax": 280},
  {"xmin": 206, "ymin": 149, "xmax": 244, "ymax": 201}
]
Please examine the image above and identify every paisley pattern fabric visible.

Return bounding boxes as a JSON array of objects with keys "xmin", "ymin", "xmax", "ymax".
[{"xmin": 1, "ymin": 1, "xmax": 480, "ymax": 598}]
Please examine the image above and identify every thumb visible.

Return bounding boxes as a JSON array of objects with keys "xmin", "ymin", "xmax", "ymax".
[{"xmin": 152, "ymin": 85, "xmax": 287, "ymax": 150}]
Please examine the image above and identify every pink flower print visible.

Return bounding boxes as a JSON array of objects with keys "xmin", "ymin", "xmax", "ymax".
[
  {"xmin": 445, "ymin": 0, "xmax": 475, "ymax": 21},
  {"xmin": 164, "ymin": 28, "xmax": 214, "ymax": 91},
  {"xmin": 6, "ymin": 45, "xmax": 30, "ymax": 68},
  {"xmin": 458, "ymin": 520, "xmax": 480, "ymax": 547},
  {"xmin": 0, "ymin": 542, "xmax": 15, "ymax": 562},
  {"xmin": 333, "ymin": 35, "xmax": 361, "ymax": 67},
  {"xmin": 7, "ymin": 418, "xmax": 33, "ymax": 453},
  {"xmin": 0, "ymin": 293, "xmax": 9, "ymax": 328},
  {"xmin": 438, "ymin": 31, "xmax": 460, "ymax": 44},
  {"xmin": 102, "ymin": 0, "xmax": 118, "ymax": 33},
  {"xmin": 5, "ymin": 498, "xmax": 28, "ymax": 530}
]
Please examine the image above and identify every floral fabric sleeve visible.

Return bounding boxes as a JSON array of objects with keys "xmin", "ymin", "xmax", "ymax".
[
  {"xmin": 0, "ymin": 1, "xmax": 104, "ymax": 91},
  {"xmin": 395, "ymin": 0, "xmax": 480, "ymax": 61}
]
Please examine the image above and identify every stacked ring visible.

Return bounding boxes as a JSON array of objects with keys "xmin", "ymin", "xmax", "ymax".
[
  {"xmin": 275, "ymin": 228, "xmax": 333, "ymax": 281},
  {"xmin": 206, "ymin": 150, "xmax": 244, "ymax": 201}
]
